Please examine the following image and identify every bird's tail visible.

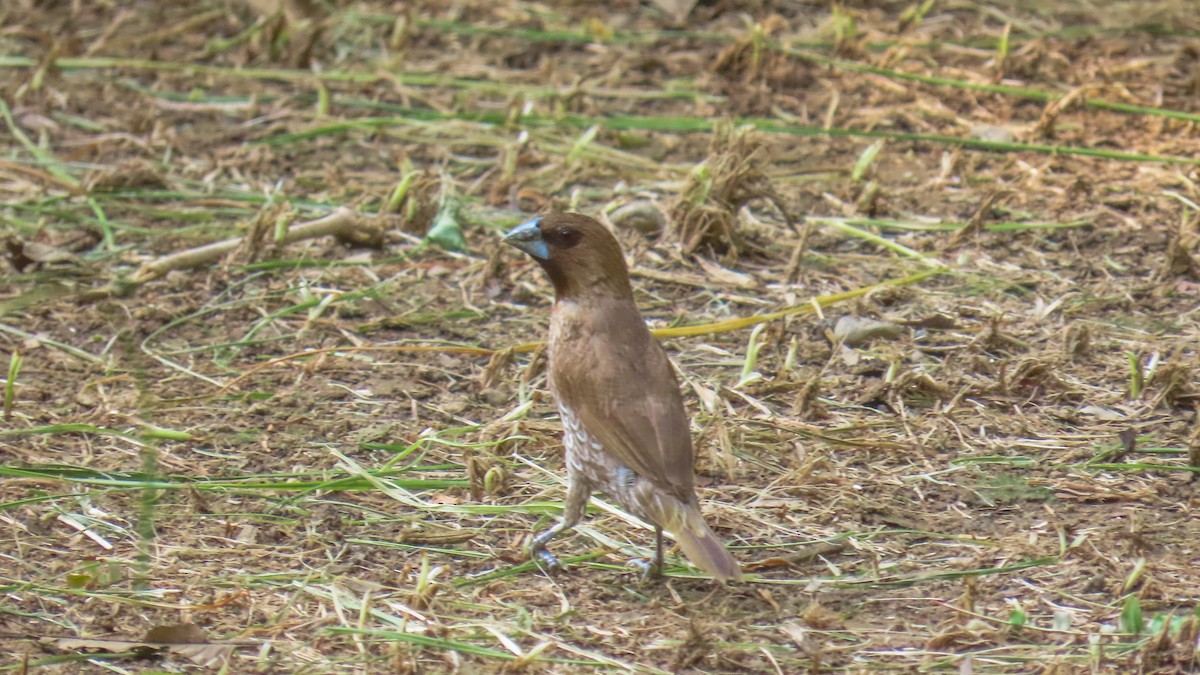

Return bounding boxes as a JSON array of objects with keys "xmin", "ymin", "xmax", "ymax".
[{"xmin": 655, "ymin": 500, "xmax": 742, "ymax": 582}]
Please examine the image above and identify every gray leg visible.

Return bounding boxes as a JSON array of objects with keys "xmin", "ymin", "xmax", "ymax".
[
  {"xmin": 529, "ymin": 474, "xmax": 589, "ymax": 572},
  {"xmin": 626, "ymin": 525, "xmax": 664, "ymax": 582},
  {"xmin": 654, "ymin": 526, "xmax": 663, "ymax": 574}
]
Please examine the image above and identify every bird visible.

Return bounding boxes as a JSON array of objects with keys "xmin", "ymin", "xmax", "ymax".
[{"xmin": 503, "ymin": 213, "xmax": 742, "ymax": 582}]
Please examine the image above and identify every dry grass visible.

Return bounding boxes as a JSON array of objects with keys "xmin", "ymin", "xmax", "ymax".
[{"xmin": 2, "ymin": 0, "xmax": 1200, "ymax": 672}]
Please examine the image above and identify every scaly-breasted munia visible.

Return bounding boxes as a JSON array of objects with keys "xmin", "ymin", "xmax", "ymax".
[{"xmin": 503, "ymin": 213, "xmax": 742, "ymax": 581}]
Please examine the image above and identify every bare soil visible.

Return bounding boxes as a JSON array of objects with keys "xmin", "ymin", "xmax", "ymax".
[{"xmin": 2, "ymin": 1, "xmax": 1200, "ymax": 673}]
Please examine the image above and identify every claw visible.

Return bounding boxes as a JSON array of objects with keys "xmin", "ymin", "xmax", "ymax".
[
  {"xmin": 625, "ymin": 526, "xmax": 665, "ymax": 582},
  {"xmin": 529, "ymin": 528, "xmax": 565, "ymax": 572},
  {"xmin": 625, "ymin": 557, "xmax": 662, "ymax": 583},
  {"xmin": 532, "ymin": 546, "xmax": 563, "ymax": 572}
]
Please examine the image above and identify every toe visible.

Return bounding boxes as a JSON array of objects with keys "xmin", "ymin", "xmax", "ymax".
[
  {"xmin": 533, "ymin": 547, "xmax": 564, "ymax": 572},
  {"xmin": 626, "ymin": 558, "xmax": 661, "ymax": 582}
]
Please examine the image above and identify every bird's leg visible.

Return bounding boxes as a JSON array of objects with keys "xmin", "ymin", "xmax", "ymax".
[
  {"xmin": 529, "ymin": 474, "xmax": 589, "ymax": 572},
  {"xmin": 655, "ymin": 525, "xmax": 664, "ymax": 573},
  {"xmin": 626, "ymin": 525, "xmax": 664, "ymax": 582}
]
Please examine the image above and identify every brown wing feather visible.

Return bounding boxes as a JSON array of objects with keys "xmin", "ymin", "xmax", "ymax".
[{"xmin": 549, "ymin": 298, "xmax": 695, "ymax": 501}]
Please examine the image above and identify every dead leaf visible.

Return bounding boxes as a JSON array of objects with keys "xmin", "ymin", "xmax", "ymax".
[
  {"xmin": 695, "ymin": 256, "xmax": 758, "ymax": 289},
  {"xmin": 900, "ymin": 313, "xmax": 958, "ymax": 330},
  {"xmin": 144, "ymin": 623, "xmax": 207, "ymax": 644},
  {"xmin": 1078, "ymin": 405, "xmax": 1126, "ymax": 421},
  {"xmin": 84, "ymin": 158, "xmax": 169, "ymax": 192},
  {"xmin": 830, "ymin": 315, "xmax": 906, "ymax": 346},
  {"xmin": 744, "ymin": 557, "xmax": 792, "ymax": 571},
  {"xmin": 17, "ymin": 111, "xmax": 59, "ymax": 133},
  {"xmin": 166, "ymin": 643, "xmax": 237, "ymax": 668},
  {"xmin": 5, "ymin": 237, "xmax": 82, "ymax": 271},
  {"xmin": 969, "ymin": 124, "xmax": 1017, "ymax": 143},
  {"xmin": 479, "ymin": 347, "xmax": 515, "ymax": 391},
  {"xmin": 689, "ymin": 380, "xmax": 720, "ymax": 413},
  {"xmin": 236, "ymin": 523, "xmax": 259, "ymax": 543},
  {"xmin": 649, "ymin": 0, "xmax": 698, "ymax": 23},
  {"xmin": 778, "ymin": 621, "xmax": 822, "ymax": 661},
  {"xmin": 743, "ymin": 542, "xmax": 845, "ymax": 571},
  {"xmin": 836, "ymin": 344, "xmax": 860, "ymax": 367},
  {"xmin": 801, "ymin": 601, "xmax": 845, "ymax": 630},
  {"xmin": 49, "ymin": 623, "xmax": 238, "ymax": 668},
  {"xmin": 609, "ymin": 201, "xmax": 665, "ymax": 237},
  {"xmin": 1117, "ymin": 427, "xmax": 1138, "ymax": 461}
]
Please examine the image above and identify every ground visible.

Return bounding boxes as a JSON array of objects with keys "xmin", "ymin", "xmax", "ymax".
[{"xmin": 2, "ymin": 0, "xmax": 1200, "ymax": 672}]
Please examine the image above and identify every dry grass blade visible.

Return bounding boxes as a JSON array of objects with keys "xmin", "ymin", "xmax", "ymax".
[
  {"xmin": 670, "ymin": 122, "xmax": 788, "ymax": 257},
  {"xmin": 3, "ymin": 1, "xmax": 1200, "ymax": 672}
]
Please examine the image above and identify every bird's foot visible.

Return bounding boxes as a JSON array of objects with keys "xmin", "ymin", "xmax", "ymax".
[
  {"xmin": 625, "ymin": 557, "xmax": 662, "ymax": 583},
  {"xmin": 530, "ymin": 546, "xmax": 564, "ymax": 572},
  {"xmin": 528, "ymin": 528, "xmax": 565, "ymax": 573}
]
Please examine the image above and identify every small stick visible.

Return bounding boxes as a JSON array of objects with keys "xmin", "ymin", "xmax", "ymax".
[{"xmin": 131, "ymin": 207, "xmax": 380, "ymax": 284}]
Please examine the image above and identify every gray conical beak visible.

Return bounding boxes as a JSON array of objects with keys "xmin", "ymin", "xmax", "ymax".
[{"xmin": 503, "ymin": 217, "xmax": 549, "ymax": 260}]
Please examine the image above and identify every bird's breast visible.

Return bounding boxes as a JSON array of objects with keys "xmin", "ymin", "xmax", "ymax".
[
  {"xmin": 547, "ymin": 299, "xmax": 589, "ymax": 347},
  {"xmin": 559, "ymin": 403, "xmax": 605, "ymax": 474}
]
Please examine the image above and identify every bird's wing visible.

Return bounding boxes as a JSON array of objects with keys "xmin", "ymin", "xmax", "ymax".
[{"xmin": 550, "ymin": 306, "xmax": 696, "ymax": 501}]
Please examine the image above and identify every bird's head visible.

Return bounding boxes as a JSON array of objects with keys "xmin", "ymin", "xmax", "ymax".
[{"xmin": 503, "ymin": 213, "xmax": 632, "ymax": 301}]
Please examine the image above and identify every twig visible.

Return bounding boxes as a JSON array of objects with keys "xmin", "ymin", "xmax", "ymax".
[{"xmin": 130, "ymin": 207, "xmax": 381, "ymax": 284}]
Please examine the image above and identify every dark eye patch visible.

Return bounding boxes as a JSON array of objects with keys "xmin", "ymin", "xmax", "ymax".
[{"xmin": 547, "ymin": 227, "xmax": 583, "ymax": 250}]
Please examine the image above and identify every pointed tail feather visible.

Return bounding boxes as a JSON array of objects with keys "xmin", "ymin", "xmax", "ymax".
[
  {"xmin": 656, "ymin": 502, "xmax": 742, "ymax": 582},
  {"xmin": 673, "ymin": 509, "xmax": 742, "ymax": 582}
]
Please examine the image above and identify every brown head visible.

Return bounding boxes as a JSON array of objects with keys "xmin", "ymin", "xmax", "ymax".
[{"xmin": 502, "ymin": 213, "xmax": 632, "ymax": 301}]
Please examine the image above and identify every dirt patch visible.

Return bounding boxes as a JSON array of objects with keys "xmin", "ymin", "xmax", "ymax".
[{"xmin": 2, "ymin": 1, "xmax": 1199, "ymax": 672}]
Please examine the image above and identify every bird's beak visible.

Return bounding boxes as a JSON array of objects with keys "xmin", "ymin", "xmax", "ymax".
[{"xmin": 502, "ymin": 217, "xmax": 549, "ymax": 260}]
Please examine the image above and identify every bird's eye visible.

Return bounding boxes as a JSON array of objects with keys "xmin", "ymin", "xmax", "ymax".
[{"xmin": 550, "ymin": 227, "xmax": 583, "ymax": 249}]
